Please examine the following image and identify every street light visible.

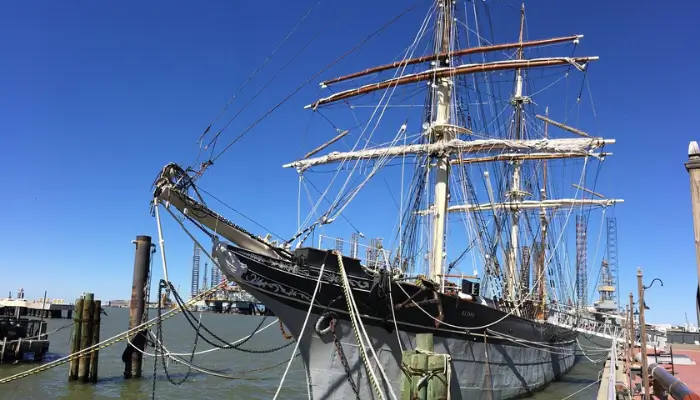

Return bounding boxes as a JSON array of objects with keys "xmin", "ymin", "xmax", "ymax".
[
  {"xmin": 637, "ymin": 268, "xmax": 664, "ymax": 400},
  {"xmin": 643, "ymin": 278, "xmax": 664, "ymax": 291}
]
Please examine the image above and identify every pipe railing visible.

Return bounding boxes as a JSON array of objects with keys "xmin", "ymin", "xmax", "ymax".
[{"xmin": 648, "ymin": 362, "xmax": 699, "ymax": 400}]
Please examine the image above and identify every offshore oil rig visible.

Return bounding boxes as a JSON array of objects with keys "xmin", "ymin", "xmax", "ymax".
[{"xmin": 188, "ymin": 243, "xmax": 263, "ymax": 314}]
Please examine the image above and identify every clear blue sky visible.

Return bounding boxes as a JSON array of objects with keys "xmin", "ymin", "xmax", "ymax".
[{"xmin": 1, "ymin": 0, "xmax": 699, "ymax": 325}]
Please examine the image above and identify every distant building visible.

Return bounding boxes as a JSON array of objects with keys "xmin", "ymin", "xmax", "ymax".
[{"xmin": 107, "ymin": 300, "xmax": 130, "ymax": 307}]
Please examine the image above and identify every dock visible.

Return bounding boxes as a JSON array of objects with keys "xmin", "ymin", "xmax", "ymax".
[
  {"xmin": 0, "ymin": 299, "xmax": 73, "ymax": 319},
  {"xmin": 638, "ymin": 345, "xmax": 700, "ymax": 398},
  {"xmin": 595, "ymin": 339, "xmax": 632, "ymax": 400},
  {"xmin": 0, "ymin": 317, "xmax": 50, "ymax": 363},
  {"xmin": 670, "ymin": 346, "xmax": 700, "ymax": 393},
  {"xmin": 597, "ymin": 341, "xmax": 700, "ymax": 400}
]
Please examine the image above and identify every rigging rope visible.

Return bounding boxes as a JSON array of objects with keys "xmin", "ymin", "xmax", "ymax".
[
  {"xmin": 196, "ymin": 0, "xmax": 326, "ymax": 160},
  {"xmin": 293, "ymin": 2, "xmax": 435, "ymax": 249},
  {"xmin": 336, "ymin": 251, "xmax": 396, "ymax": 400},
  {"xmin": 209, "ymin": 2, "xmax": 420, "ymax": 165},
  {"xmin": 204, "ymin": 33, "xmax": 319, "ymax": 159},
  {"xmin": 271, "ymin": 259, "xmax": 327, "ymax": 400}
]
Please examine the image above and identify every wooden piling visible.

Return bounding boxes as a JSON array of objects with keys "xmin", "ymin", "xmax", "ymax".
[
  {"xmin": 411, "ymin": 352, "xmax": 429, "ymax": 400},
  {"xmin": 416, "ymin": 333, "xmax": 434, "ymax": 353},
  {"xmin": 400, "ymin": 350, "xmax": 416, "ymax": 400},
  {"xmin": 68, "ymin": 297, "xmax": 84, "ymax": 381},
  {"xmin": 89, "ymin": 300, "xmax": 101, "ymax": 383},
  {"xmin": 414, "ymin": 333, "xmax": 433, "ymax": 400},
  {"xmin": 427, "ymin": 354, "xmax": 448, "ymax": 400},
  {"xmin": 78, "ymin": 293, "xmax": 95, "ymax": 382},
  {"xmin": 124, "ymin": 235, "xmax": 152, "ymax": 379}
]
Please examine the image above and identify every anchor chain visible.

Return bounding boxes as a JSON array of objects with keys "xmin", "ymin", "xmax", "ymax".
[
  {"xmin": 279, "ymin": 319, "xmax": 293, "ymax": 341},
  {"xmin": 166, "ymin": 280, "xmax": 295, "ymax": 354},
  {"xmin": 330, "ymin": 318, "xmax": 360, "ymax": 399}
]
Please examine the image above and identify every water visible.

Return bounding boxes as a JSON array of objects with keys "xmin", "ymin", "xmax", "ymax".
[{"xmin": 0, "ymin": 308, "xmax": 603, "ymax": 399}]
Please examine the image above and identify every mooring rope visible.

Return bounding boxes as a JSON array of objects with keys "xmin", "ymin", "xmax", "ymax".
[
  {"xmin": 127, "ymin": 319, "xmax": 279, "ymax": 358},
  {"xmin": 336, "ymin": 251, "xmax": 394, "ymax": 400}
]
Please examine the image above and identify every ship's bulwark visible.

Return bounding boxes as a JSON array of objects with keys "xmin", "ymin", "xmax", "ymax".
[{"xmin": 213, "ymin": 244, "xmax": 594, "ymax": 399}]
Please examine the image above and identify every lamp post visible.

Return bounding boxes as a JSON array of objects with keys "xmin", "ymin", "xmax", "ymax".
[
  {"xmin": 628, "ymin": 293, "xmax": 634, "ymax": 366},
  {"xmin": 625, "ymin": 299, "xmax": 634, "ymax": 391},
  {"xmin": 637, "ymin": 268, "xmax": 664, "ymax": 400}
]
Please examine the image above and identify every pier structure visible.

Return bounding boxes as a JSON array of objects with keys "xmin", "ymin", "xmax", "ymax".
[
  {"xmin": 630, "ymin": 346, "xmax": 700, "ymax": 399},
  {"xmin": 0, "ymin": 317, "xmax": 49, "ymax": 363},
  {"xmin": 593, "ymin": 316, "xmax": 700, "ymax": 399},
  {"xmin": 596, "ymin": 339, "xmax": 631, "ymax": 400},
  {"xmin": 596, "ymin": 268, "xmax": 700, "ymax": 400},
  {"xmin": 0, "ymin": 298, "xmax": 73, "ymax": 319}
]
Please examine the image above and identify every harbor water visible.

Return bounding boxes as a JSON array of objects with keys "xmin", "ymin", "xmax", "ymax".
[{"xmin": 0, "ymin": 308, "xmax": 603, "ymax": 399}]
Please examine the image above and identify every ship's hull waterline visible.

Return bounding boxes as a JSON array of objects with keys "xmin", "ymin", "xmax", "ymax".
[{"xmin": 213, "ymin": 243, "xmax": 603, "ymax": 400}]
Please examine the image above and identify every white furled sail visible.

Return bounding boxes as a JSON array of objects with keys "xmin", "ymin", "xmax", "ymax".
[{"xmin": 284, "ymin": 137, "xmax": 614, "ymax": 172}]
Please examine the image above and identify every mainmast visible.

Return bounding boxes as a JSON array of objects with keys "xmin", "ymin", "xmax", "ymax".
[
  {"xmin": 506, "ymin": 4, "xmax": 528, "ymax": 301},
  {"xmin": 428, "ymin": 0, "xmax": 454, "ymax": 286}
]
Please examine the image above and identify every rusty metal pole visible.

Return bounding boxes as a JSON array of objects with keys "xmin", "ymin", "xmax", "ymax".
[
  {"xmin": 685, "ymin": 141, "xmax": 700, "ymax": 330},
  {"xmin": 123, "ymin": 235, "xmax": 151, "ymax": 379},
  {"xmin": 637, "ymin": 268, "xmax": 650, "ymax": 400}
]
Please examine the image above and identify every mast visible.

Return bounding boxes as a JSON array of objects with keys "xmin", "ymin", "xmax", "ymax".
[
  {"xmin": 506, "ymin": 4, "xmax": 527, "ymax": 301},
  {"xmin": 537, "ymin": 107, "xmax": 549, "ymax": 318},
  {"xmin": 429, "ymin": 0, "xmax": 454, "ymax": 286}
]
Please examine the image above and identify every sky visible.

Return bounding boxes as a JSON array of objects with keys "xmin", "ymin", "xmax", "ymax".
[{"xmin": 1, "ymin": 0, "xmax": 699, "ymax": 325}]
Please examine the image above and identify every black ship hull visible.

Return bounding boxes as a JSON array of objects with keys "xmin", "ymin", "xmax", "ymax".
[{"xmin": 212, "ymin": 243, "xmax": 582, "ymax": 399}]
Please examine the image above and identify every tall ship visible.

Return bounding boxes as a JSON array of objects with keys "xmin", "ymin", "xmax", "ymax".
[{"xmin": 153, "ymin": 1, "xmax": 623, "ymax": 398}]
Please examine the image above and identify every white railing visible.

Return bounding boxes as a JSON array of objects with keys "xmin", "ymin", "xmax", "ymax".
[
  {"xmin": 607, "ymin": 337, "xmax": 617, "ymax": 400},
  {"xmin": 546, "ymin": 307, "xmax": 625, "ymax": 342}
]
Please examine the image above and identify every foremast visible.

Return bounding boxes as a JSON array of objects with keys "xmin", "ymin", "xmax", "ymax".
[{"xmin": 429, "ymin": 0, "xmax": 455, "ymax": 286}]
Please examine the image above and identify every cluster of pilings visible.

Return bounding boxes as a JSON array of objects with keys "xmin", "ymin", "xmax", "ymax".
[
  {"xmin": 65, "ymin": 235, "xmax": 153, "ymax": 384},
  {"xmin": 67, "ymin": 293, "xmax": 101, "ymax": 383}
]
